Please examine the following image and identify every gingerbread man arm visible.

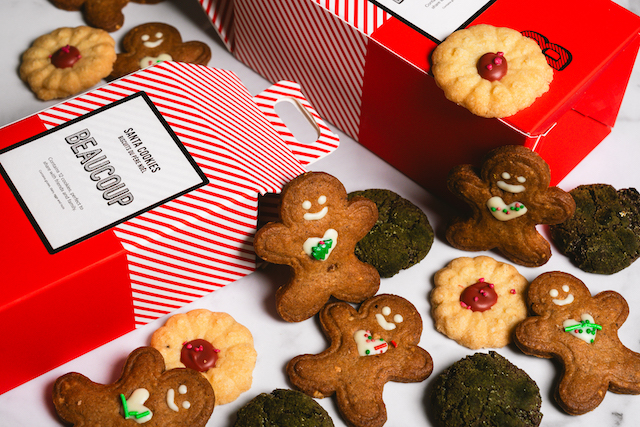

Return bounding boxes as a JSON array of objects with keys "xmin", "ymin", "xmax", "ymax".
[
  {"xmin": 173, "ymin": 41, "xmax": 212, "ymax": 65},
  {"xmin": 593, "ymin": 290, "xmax": 629, "ymax": 326},
  {"xmin": 344, "ymin": 196, "xmax": 378, "ymax": 241},
  {"xmin": 447, "ymin": 164, "xmax": 492, "ymax": 209},
  {"xmin": 527, "ymin": 186, "xmax": 576, "ymax": 224},
  {"xmin": 514, "ymin": 316, "xmax": 570, "ymax": 360},
  {"xmin": 84, "ymin": 0, "xmax": 129, "ymax": 32},
  {"xmin": 253, "ymin": 222, "xmax": 300, "ymax": 268}
]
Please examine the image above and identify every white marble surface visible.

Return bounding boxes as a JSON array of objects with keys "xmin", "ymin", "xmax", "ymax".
[{"xmin": 1, "ymin": 1, "xmax": 640, "ymax": 426}]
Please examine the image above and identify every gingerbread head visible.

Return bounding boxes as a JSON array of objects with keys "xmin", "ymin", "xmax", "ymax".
[
  {"xmin": 53, "ymin": 347, "xmax": 215, "ymax": 426},
  {"xmin": 446, "ymin": 145, "xmax": 575, "ymax": 267},
  {"xmin": 515, "ymin": 272, "xmax": 640, "ymax": 415},
  {"xmin": 254, "ymin": 172, "xmax": 380, "ymax": 322},
  {"xmin": 287, "ymin": 294, "xmax": 433, "ymax": 427},
  {"xmin": 108, "ymin": 23, "xmax": 211, "ymax": 79}
]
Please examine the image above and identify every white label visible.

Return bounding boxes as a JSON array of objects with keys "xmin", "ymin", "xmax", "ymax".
[
  {"xmin": 372, "ymin": 0, "xmax": 496, "ymax": 42},
  {"xmin": 0, "ymin": 92, "xmax": 208, "ymax": 253}
]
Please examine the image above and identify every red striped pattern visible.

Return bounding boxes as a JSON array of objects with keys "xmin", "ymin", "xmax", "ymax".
[
  {"xmin": 312, "ymin": 0, "xmax": 391, "ymax": 35},
  {"xmin": 36, "ymin": 62, "xmax": 335, "ymax": 327},
  {"xmin": 253, "ymin": 80, "xmax": 339, "ymax": 166},
  {"xmin": 197, "ymin": 0, "xmax": 235, "ymax": 50},
  {"xmin": 231, "ymin": 0, "xmax": 369, "ymax": 141}
]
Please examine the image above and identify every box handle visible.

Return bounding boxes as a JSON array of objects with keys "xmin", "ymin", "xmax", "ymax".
[{"xmin": 254, "ymin": 81, "xmax": 339, "ymax": 166}]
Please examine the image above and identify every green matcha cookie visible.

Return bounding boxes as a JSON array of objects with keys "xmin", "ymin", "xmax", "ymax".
[
  {"xmin": 430, "ymin": 351, "xmax": 542, "ymax": 427},
  {"xmin": 348, "ymin": 189, "xmax": 433, "ymax": 277},
  {"xmin": 550, "ymin": 184, "xmax": 640, "ymax": 274},
  {"xmin": 234, "ymin": 389, "xmax": 334, "ymax": 427}
]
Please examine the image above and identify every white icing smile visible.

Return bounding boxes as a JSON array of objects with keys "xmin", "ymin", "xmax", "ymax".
[
  {"xmin": 302, "ymin": 195, "xmax": 328, "ymax": 220},
  {"xmin": 487, "ymin": 196, "xmax": 527, "ymax": 221},
  {"xmin": 375, "ymin": 306, "xmax": 404, "ymax": 330},
  {"xmin": 142, "ymin": 32, "xmax": 164, "ymax": 48},
  {"xmin": 497, "ymin": 172, "xmax": 526, "ymax": 193},
  {"xmin": 550, "ymin": 285, "xmax": 574, "ymax": 306},
  {"xmin": 166, "ymin": 384, "xmax": 191, "ymax": 412},
  {"xmin": 497, "ymin": 181, "xmax": 526, "ymax": 193},
  {"xmin": 304, "ymin": 206, "xmax": 327, "ymax": 221}
]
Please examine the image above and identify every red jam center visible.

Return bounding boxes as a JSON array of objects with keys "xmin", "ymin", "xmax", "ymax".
[
  {"xmin": 460, "ymin": 279, "xmax": 498, "ymax": 312},
  {"xmin": 476, "ymin": 52, "xmax": 507, "ymax": 81},
  {"xmin": 180, "ymin": 339, "xmax": 219, "ymax": 372},
  {"xmin": 50, "ymin": 45, "xmax": 81, "ymax": 69}
]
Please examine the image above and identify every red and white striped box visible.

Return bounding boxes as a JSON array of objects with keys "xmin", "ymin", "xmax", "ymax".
[
  {"xmin": 0, "ymin": 61, "xmax": 338, "ymax": 394},
  {"xmin": 198, "ymin": 0, "xmax": 640, "ymax": 199}
]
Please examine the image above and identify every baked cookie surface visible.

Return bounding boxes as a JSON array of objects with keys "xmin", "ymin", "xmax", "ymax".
[
  {"xmin": 430, "ymin": 256, "xmax": 528, "ymax": 349},
  {"xmin": 254, "ymin": 172, "xmax": 380, "ymax": 322},
  {"xmin": 550, "ymin": 184, "xmax": 640, "ymax": 274},
  {"xmin": 287, "ymin": 294, "xmax": 432, "ymax": 427},
  {"xmin": 446, "ymin": 145, "xmax": 575, "ymax": 267},
  {"xmin": 19, "ymin": 26, "xmax": 116, "ymax": 101},
  {"xmin": 109, "ymin": 22, "xmax": 211, "ymax": 79},
  {"xmin": 234, "ymin": 389, "xmax": 334, "ymax": 427},
  {"xmin": 431, "ymin": 24, "xmax": 553, "ymax": 118},
  {"xmin": 514, "ymin": 271, "xmax": 640, "ymax": 415},
  {"xmin": 348, "ymin": 189, "xmax": 433, "ymax": 277},
  {"xmin": 150, "ymin": 309, "xmax": 257, "ymax": 406},
  {"xmin": 52, "ymin": 346, "xmax": 215, "ymax": 427},
  {"xmin": 430, "ymin": 351, "xmax": 542, "ymax": 427}
]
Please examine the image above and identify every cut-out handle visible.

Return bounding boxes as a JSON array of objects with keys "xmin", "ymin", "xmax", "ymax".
[{"xmin": 254, "ymin": 81, "xmax": 339, "ymax": 166}]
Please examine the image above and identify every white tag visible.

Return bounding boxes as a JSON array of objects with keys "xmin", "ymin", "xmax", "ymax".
[
  {"xmin": 0, "ymin": 92, "xmax": 208, "ymax": 253},
  {"xmin": 372, "ymin": 0, "xmax": 496, "ymax": 42}
]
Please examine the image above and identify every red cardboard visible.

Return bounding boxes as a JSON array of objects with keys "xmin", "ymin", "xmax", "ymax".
[{"xmin": 198, "ymin": 0, "xmax": 640, "ymax": 198}]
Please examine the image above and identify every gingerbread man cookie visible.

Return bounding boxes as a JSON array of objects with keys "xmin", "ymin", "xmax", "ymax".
[
  {"xmin": 446, "ymin": 145, "xmax": 575, "ymax": 267},
  {"xmin": 514, "ymin": 272, "xmax": 640, "ymax": 415},
  {"xmin": 51, "ymin": 0, "xmax": 164, "ymax": 32},
  {"xmin": 254, "ymin": 172, "xmax": 380, "ymax": 322},
  {"xmin": 52, "ymin": 347, "xmax": 215, "ymax": 426},
  {"xmin": 108, "ymin": 23, "xmax": 211, "ymax": 79},
  {"xmin": 287, "ymin": 294, "xmax": 433, "ymax": 427}
]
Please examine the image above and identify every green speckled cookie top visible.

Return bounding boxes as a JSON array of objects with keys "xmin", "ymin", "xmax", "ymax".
[
  {"xmin": 550, "ymin": 184, "xmax": 640, "ymax": 274},
  {"xmin": 430, "ymin": 351, "xmax": 542, "ymax": 427},
  {"xmin": 234, "ymin": 389, "xmax": 334, "ymax": 427},
  {"xmin": 348, "ymin": 189, "xmax": 433, "ymax": 277}
]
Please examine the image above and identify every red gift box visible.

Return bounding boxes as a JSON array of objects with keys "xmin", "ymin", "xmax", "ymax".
[
  {"xmin": 0, "ymin": 62, "xmax": 338, "ymax": 394},
  {"xmin": 198, "ymin": 0, "xmax": 640, "ymax": 199}
]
